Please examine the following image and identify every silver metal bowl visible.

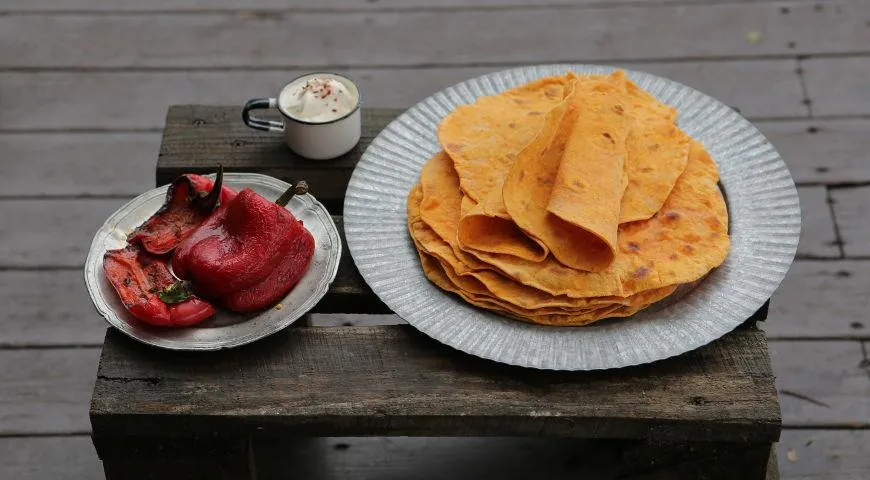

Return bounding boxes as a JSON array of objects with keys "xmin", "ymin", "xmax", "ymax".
[
  {"xmin": 84, "ymin": 173, "xmax": 341, "ymax": 351},
  {"xmin": 344, "ymin": 64, "xmax": 801, "ymax": 370}
]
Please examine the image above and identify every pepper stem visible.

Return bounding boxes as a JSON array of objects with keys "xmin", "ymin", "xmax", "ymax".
[
  {"xmin": 275, "ymin": 180, "xmax": 309, "ymax": 207},
  {"xmin": 196, "ymin": 164, "xmax": 224, "ymax": 212},
  {"xmin": 157, "ymin": 280, "xmax": 194, "ymax": 305}
]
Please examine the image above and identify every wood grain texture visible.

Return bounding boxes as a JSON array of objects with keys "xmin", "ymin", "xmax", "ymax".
[
  {"xmin": 770, "ymin": 340, "xmax": 870, "ymax": 427},
  {"xmin": 761, "ymin": 119, "xmax": 870, "ymax": 184},
  {"xmin": 0, "ymin": 0, "xmax": 823, "ymax": 12},
  {"xmin": 796, "ymin": 186, "xmax": 840, "ymax": 258},
  {"xmin": 830, "ymin": 186, "xmax": 870, "ymax": 257},
  {"xmin": 765, "ymin": 261, "xmax": 870, "ymax": 339},
  {"xmin": 0, "ymin": 61, "xmax": 804, "ymax": 131},
  {"xmin": 0, "ymin": 133, "xmax": 159, "ymax": 196},
  {"xmin": 0, "ymin": 271, "xmax": 108, "ymax": 347},
  {"xmin": 90, "ymin": 326, "xmax": 780, "ymax": 443},
  {"xmin": 0, "ymin": 436, "xmax": 102, "ymax": 480},
  {"xmin": 0, "ymin": 348, "xmax": 101, "ymax": 434},
  {"xmin": 777, "ymin": 429, "xmax": 870, "ymax": 480},
  {"xmin": 0, "ymin": 198, "xmax": 131, "ymax": 267},
  {"xmin": 308, "ymin": 313, "xmax": 406, "ymax": 326},
  {"xmin": 1, "ymin": 3, "xmax": 867, "ymax": 68},
  {"xmin": 803, "ymin": 57, "xmax": 870, "ymax": 117}
]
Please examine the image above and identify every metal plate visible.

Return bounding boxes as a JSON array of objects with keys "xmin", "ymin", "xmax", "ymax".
[
  {"xmin": 84, "ymin": 173, "xmax": 341, "ymax": 351},
  {"xmin": 344, "ymin": 64, "xmax": 801, "ymax": 371}
]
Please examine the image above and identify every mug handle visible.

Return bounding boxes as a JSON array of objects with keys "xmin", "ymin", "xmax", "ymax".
[{"xmin": 242, "ymin": 98, "xmax": 285, "ymax": 132}]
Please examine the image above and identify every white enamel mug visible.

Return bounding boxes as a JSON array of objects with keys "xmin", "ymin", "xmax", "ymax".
[{"xmin": 242, "ymin": 72, "xmax": 362, "ymax": 160}]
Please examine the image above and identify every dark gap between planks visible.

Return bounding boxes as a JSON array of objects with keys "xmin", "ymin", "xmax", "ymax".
[{"xmin": 4, "ymin": 52, "xmax": 870, "ymax": 73}]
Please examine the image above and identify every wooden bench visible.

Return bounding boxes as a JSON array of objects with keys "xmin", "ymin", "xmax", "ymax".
[{"xmin": 89, "ymin": 106, "xmax": 781, "ymax": 479}]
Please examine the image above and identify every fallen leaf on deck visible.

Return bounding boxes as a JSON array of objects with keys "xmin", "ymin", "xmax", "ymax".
[
  {"xmin": 787, "ymin": 448, "xmax": 797, "ymax": 462},
  {"xmin": 746, "ymin": 31, "xmax": 762, "ymax": 44}
]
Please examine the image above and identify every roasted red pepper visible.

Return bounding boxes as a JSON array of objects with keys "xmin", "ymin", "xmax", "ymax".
[
  {"xmin": 172, "ymin": 181, "xmax": 315, "ymax": 313},
  {"xmin": 128, "ymin": 167, "xmax": 238, "ymax": 255},
  {"xmin": 223, "ymin": 208, "xmax": 317, "ymax": 312},
  {"xmin": 103, "ymin": 245, "xmax": 216, "ymax": 327}
]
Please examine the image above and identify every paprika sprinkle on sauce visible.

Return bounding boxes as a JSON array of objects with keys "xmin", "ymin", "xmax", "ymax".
[{"xmin": 280, "ymin": 76, "xmax": 357, "ymax": 123}]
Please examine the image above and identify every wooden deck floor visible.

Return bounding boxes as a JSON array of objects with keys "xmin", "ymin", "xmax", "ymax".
[{"xmin": 1, "ymin": 0, "xmax": 868, "ymax": 478}]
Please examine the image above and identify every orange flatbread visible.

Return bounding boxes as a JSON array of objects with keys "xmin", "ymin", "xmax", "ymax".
[
  {"xmin": 440, "ymin": 75, "xmax": 572, "ymax": 261},
  {"xmin": 408, "ymin": 70, "xmax": 730, "ymax": 326},
  {"xmin": 411, "ymin": 180, "xmax": 678, "ymax": 324},
  {"xmin": 504, "ymin": 73, "xmax": 629, "ymax": 272},
  {"xmin": 413, "ymin": 141, "xmax": 728, "ymax": 298},
  {"xmin": 618, "ymin": 73, "xmax": 691, "ymax": 223}
]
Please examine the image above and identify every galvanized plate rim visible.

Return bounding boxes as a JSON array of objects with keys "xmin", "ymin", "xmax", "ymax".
[
  {"xmin": 344, "ymin": 63, "xmax": 801, "ymax": 371},
  {"xmin": 84, "ymin": 172, "xmax": 341, "ymax": 351}
]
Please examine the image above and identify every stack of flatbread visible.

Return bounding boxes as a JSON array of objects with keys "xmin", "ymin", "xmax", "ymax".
[{"xmin": 407, "ymin": 70, "xmax": 730, "ymax": 326}]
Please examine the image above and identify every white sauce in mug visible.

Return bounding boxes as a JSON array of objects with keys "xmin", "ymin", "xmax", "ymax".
[{"xmin": 280, "ymin": 76, "xmax": 358, "ymax": 123}]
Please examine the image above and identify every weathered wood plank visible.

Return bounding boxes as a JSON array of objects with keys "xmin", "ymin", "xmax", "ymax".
[
  {"xmin": 91, "ymin": 326, "xmax": 780, "ymax": 442},
  {"xmin": 778, "ymin": 430, "xmax": 870, "ymax": 479},
  {"xmin": 0, "ymin": 436, "xmax": 103, "ymax": 480},
  {"xmin": 0, "ymin": 61, "xmax": 804, "ymax": 131},
  {"xmin": 830, "ymin": 186, "xmax": 870, "ymax": 257},
  {"xmin": 803, "ymin": 57, "xmax": 870, "ymax": 117},
  {"xmin": 761, "ymin": 119, "xmax": 870, "ymax": 184},
  {"xmin": 0, "ymin": 198, "xmax": 128, "ymax": 268},
  {"xmin": 2, "ymin": 3, "xmax": 866, "ymax": 68},
  {"xmin": 796, "ymin": 186, "xmax": 840, "ymax": 258},
  {"xmin": 0, "ymin": 271, "xmax": 108, "ymax": 347},
  {"xmin": 0, "ymin": 348, "xmax": 101, "ymax": 434},
  {"xmin": 308, "ymin": 313, "xmax": 406, "ymax": 326},
  {"xmin": 770, "ymin": 340, "xmax": 870, "ymax": 427},
  {"xmin": 0, "ymin": 0, "xmax": 822, "ymax": 12},
  {"xmin": 2, "ymin": 337, "xmax": 859, "ymax": 442},
  {"xmin": 0, "ymin": 133, "xmax": 158, "ymax": 196},
  {"xmin": 766, "ymin": 261, "xmax": 870, "ymax": 339}
]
